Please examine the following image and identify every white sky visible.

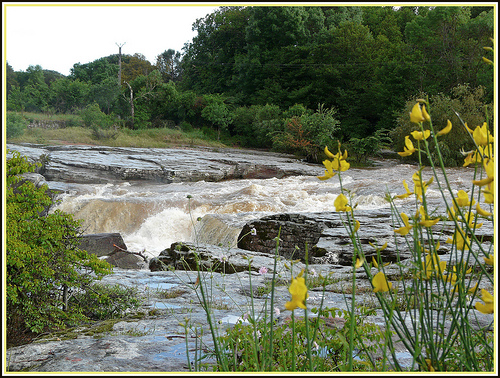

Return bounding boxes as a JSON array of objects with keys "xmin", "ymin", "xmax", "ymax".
[{"xmin": 3, "ymin": 2, "xmax": 223, "ymax": 76}]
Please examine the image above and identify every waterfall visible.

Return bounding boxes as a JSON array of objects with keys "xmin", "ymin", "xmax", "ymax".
[{"xmin": 50, "ymin": 163, "xmax": 477, "ymax": 258}]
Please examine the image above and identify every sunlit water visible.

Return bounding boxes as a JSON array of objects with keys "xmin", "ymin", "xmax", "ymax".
[{"xmin": 51, "ymin": 161, "xmax": 476, "ymax": 259}]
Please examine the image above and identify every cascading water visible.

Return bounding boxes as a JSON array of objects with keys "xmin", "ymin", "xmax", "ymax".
[{"xmin": 51, "ymin": 161, "xmax": 476, "ymax": 260}]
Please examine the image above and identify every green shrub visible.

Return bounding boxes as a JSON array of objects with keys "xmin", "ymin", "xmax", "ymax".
[
  {"xmin": 6, "ymin": 151, "xmax": 113, "ymax": 341},
  {"xmin": 391, "ymin": 84, "xmax": 493, "ymax": 166},
  {"xmin": 69, "ymin": 283, "xmax": 141, "ymax": 320},
  {"xmin": 80, "ymin": 102, "xmax": 117, "ymax": 139},
  {"xmin": 6, "ymin": 112, "xmax": 28, "ymax": 139},
  {"xmin": 345, "ymin": 129, "xmax": 392, "ymax": 164},
  {"xmin": 272, "ymin": 104, "xmax": 340, "ymax": 162}
]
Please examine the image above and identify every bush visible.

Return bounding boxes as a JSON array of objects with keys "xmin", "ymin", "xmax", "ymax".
[
  {"xmin": 69, "ymin": 283, "xmax": 141, "ymax": 320},
  {"xmin": 6, "ymin": 112, "xmax": 28, "ymax": 139},
  {"xmin": 391, "ymin": 84, "xmax": 494, "ymax": 166},
  {"xmin": 6, "ymin": 151, "xmax": 113, "ymax": 342},
  {"xmin": 272, "ymin": 104, "xmax": 340, "ymax": 162},
  {"xmin": 80, "ymin": 102, "xmax": 117, "ymax": 139}
]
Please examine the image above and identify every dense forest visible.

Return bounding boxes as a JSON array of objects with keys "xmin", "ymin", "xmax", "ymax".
[{"xmin": 6, "ymin": 5, "xmax": 494, "ymax": 165}]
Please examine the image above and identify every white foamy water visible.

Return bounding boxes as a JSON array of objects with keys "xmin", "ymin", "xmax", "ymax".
[{"xmin": 51, "ymin": 163, "xmax": 477, "ymax": 257}]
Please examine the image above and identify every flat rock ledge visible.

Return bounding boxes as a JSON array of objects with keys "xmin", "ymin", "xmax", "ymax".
[
  {"xmin": 6, "ymin": 260, "xmax": 494, "ymax": 373},
  {"xmin": 6, "ymin": 144, "xmax": 321, "ymax": 184}
]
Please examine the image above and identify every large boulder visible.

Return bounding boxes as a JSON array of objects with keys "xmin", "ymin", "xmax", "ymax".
[
  {"xmin": 237, "ymin": 210, "xmax": 417, "ymax": 265},
  {"xmin": 78, "ymin": 233, "xmax": 145, "ymax": 270},
  {"xmin": 149, "ymin": 242, "xmax": 291, "ymax": 274},
  {"xmin": 237, "ymin": 209, "xmax": 495, "ymax": 266}
]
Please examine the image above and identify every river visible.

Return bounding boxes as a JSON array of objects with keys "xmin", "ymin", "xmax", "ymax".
[{"xmin": 49, "ymin": 158, "xmax": 476, "ymax": 260}]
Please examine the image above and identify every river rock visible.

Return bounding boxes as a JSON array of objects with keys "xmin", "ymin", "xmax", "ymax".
[
  {"xmin": 6, "ymin": 144, "xmax": 321, "ymax": 184},
  {"xmin": 149, "ymin": 241, "xmax": 292, "ymax": 274},
  {"xmin": 78, "ymin": 233, "xmax": 145, "ymax": 270},
  {"xmin": 6, "ymin": 265, "xmax": 493, "ymax": 373},
  {"xmin": 237, "ymin": 210, "xmax": 453, "ymax": 265}
]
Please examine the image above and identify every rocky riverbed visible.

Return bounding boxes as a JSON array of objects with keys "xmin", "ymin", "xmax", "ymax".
[
  {"xmin": 6, "ymin": 247, "xmax": 494, "ymax": 373},
  {"xmin": 5, "ymin": 143, "xmax": 495, "ymax": 373}
]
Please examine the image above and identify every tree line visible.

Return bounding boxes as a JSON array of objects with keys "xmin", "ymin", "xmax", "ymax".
[{"xmin": 6, "ymin": 5, "xmax": 494, "ymax": 164}]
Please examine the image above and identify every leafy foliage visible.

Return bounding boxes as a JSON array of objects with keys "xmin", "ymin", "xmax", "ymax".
[
  {"xmin": 272, "ymin": 104, "xmax": 340, "ymax": 162},
  {"xmin": 6, "ymin": 151, "xmax": 113, "ymax": 339},
  {"xmin": 390, "ymin": 83, "xmax": 493, "ymax": 166},
  {"xmin": 5, "ymin": 6, "xmax": 494, "ymax": 161},
  {"xmin": 6, "ymin": 112, "xmax": 28, "ymax": 139},
  {"xmin": 218, "ymin": 307, "xmax": 382, "ymax": 372},
  {"xmin": 69, "ymin": 283, "xmax": 141, "ymax": 320}
]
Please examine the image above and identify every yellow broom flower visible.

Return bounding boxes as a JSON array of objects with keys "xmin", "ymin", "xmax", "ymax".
[
  {"xmin": 436, "ymin": 120, "xmax": 452, "ymax": 136},
  {"xmin": 372, "ymin": 272, "xmax": 392, "ymax": 293},
  {"xmin": 410, "ymin": 103, "xmax": 425, "ymax": 123},
  {"xmin": 475, "ymin": 289, "xmax": 494, "ymax": 314}
]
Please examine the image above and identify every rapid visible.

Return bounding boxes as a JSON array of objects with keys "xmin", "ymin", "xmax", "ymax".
[{"xmin": 51, "ymin": 159, "xmax": 475, "ymax": 260}]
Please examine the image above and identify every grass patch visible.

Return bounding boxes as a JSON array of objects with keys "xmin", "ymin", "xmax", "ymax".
[{"xmin": 8, "ymin": 124, "xmax": 228, "ymax": 149}]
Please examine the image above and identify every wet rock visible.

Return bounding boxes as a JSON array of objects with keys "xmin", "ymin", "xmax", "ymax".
[
  {"xmin": 238, "ymin": 210, "xmax": 415, "ymax": 265},
  {"xmin": 6, "ymin": 265, "xmax": 493, "ymax": 373},
  {"xmin": 149, "ymin": 241, "xmax": 291, "ymax": 274},
  {"xmin": 79, "ymin": 233, "xmax": 145, "ymax": 270}
]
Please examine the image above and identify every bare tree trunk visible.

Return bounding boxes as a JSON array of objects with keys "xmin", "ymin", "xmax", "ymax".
[
  {"xmin": 116, "ymin": 42, "xmax": 125, "ymax": 87},
  {"xmin": 124, "ymin": 81, "xmax": 134, "ymax": 128},
  {"xmin": 62, "ymin": 284, "xmax": 69, "ymax": 312}
]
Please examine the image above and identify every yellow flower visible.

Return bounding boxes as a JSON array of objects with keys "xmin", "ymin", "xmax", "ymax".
[
  {"xmin": 334, "ymin": 193, "xmax": 352, "ymax": 212},
  {"xmin": 394, "ymin": 212, "xmax": 412, "ymax": 235},
  {"xmin": 318, "ymin": 145, "xmax": 350, "ymax": 179},
  {"xmin": 411, "ymin": 129, "xmax": 431, "ymax": 140},
  {"xmin": 484, "ymin": 254, "xmax": 494, "ymax": 266},
  {"xmin": 422, "ymin": 105, "xmax": 431, "ymax": 122},
  {"xmin": 468, "ymin": 282, "xmax": 479, "ymax": 295},
  {"xmin": 398, "ymin": 136, "xmax": 417, "ymax": 157},
  {"xmin": 454, "ymin": 190, "xmax": 475, "ymax": 210},
  {"xmin": 372, "ymin": 271, "xmax": 392, "ymax": 293},
  {"xmin": 425, "ymin": 359, "xmax": 435, "ymax": 372},
  {"xmin": 355, "ymin": 257, "xmax": 365, "ymax": 269},
  {"xmin": 324, "ymin": 145, "xmax": 336, "ymax": 159},
  {"xmin": 482, "ymin": 57, "xmax": 493, "ymax": 65},
  {"xmin": 436, "ymin": 120, "xmax": 452, "ymax": 136},
  {"xmin": 410, "ymin": 103, "xmax": 425, "ymax": 123},
  {"xmin": 482, "ymin": 183, "xmax": 495, "ymax": 204},
  {"xmin": 417, "ymin": 206, "xmax": 440, "ymax": 227},
  {"xmin": 353, "ymin": 219, "xmax": 360, "ymax": 233},
  {"xmin": 475, "ymin": 289, "xmax": 494, "ymax": 314},
  {"xmin": 472, "ymin": 123, "xmax": 493, "ymax": 146},
  {"xmin": 421, "ymin": 253, "xmax": 446, "ymax": 280},
  {"xmin": 369, "ymin": 241, "xmax": 388, "ymax": 251},
  {"xmin": 472, "ymin": 158, "xmax": 494, "ymax": 187},
  {"xmin": 476, "ymin": 203, "xmax": 492, "ymax": 217},
  {"xmin": 394, "ymin": 179, "xmax": 413, "ymax": 199},
  {"xmin": 332, "ymin": 158, "xmax": 350, "ymax": 172},
  {"xmin": 446, "ymin": 228, "xmax": 470, "ymax": 251},
  {"xmin": 285, "ymin": 273, "xmax": 309, "ymax": 311},
  {"xmin": 412, "ymin": 171, "xmax": 433, "ymax": 202},
  {"xmin": 372, "ymin": 256, "xmax": 379, "ymax": 269},
  {"xmin": 464, "ymin": 212, "xmax": 482, "ymax": 229},
  {"xmin": 442, "ymin": 272, "xmax": 457, "ymax": 285},
  {"xmin": 317, "ymin": 159, "xmax": 337, "ymax": 180}
]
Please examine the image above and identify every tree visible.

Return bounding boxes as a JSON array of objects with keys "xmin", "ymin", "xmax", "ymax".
[
  {"xmin": 6, "ymin": 151, "xmax": 112, "ymax": 341},
  {"xmin": 123, "ymin": 70, "xmax": 162, "ymax": 129},
  {"xmin": 155, "ymin": 49, "xmax": 182, "ymax": 82},
  {"xmin": 201, "ymin": 94, "xmax": 233, "ymax": 140},
  {"xmin": 181, "ymin": 6, "xmax": 249, "ymax": 97},
  {"xmin": 49, "ymin": 78, "xmax": 90, "ymax": 113}
]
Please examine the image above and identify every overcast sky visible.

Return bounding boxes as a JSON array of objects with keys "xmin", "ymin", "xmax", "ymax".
[{"xmin": 4, "ymin": 3, "xmax": 222, "ymax": 76}]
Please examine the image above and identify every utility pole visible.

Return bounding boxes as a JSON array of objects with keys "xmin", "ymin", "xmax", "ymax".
[{"xmin": 116, "ymin": 42, "xmax": 126, "ymax": 86}]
